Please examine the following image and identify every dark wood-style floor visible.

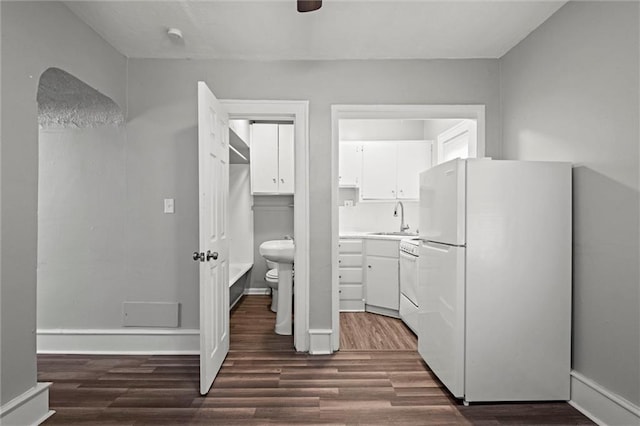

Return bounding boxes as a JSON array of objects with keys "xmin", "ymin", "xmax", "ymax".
[{"xmin": 40, "ymin": 296, "xmax": 593, "ymax": 425}]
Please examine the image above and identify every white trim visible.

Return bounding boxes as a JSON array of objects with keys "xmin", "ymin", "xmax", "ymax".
[
  {"xmin": 569, "ymin": 371, "xmax": 640, "ymax": 426},
  {"xmin": 221, "ymin": 100, "xmax": 310, "ymax": 353},
  {"xmin": 308, "ymin": 329, "xmax": 333, "ymax": 355},
  {"xmin": 436, "ymin": 120, "xmax": 478, "ymax": 164},
  {"xmin": 37, "ymin": 328, "xmax": 199, "ymax": 355},
  {"xmin": 243, "ymin": 288, "xmax": 271, "ymax": 296},
  {"xmin": 0, "ymin": 383, "xmax": 54, "ymax": 426},
  {"xmin": 365, "ymin": 305, "xmax": 400, "ymax": 319},
  {"xmin": 331, "ymin": 105, "xmax": 486, "ymax": 351}
]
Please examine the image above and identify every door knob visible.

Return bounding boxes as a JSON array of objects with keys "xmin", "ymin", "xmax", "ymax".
[
  {"xmin": 193, "ymin": 251, "xmax": 205, "ymax": 262},
  {"xmin": 206, "ymin": 250, "xmax": 218, "ymax": 261}
]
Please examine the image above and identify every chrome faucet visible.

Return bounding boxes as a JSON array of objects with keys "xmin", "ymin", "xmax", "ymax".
[{"xmin": 393, "ymin": 201, "xmax": 410, "ymax": 232}]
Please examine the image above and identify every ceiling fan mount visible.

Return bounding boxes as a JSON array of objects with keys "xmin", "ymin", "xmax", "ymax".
[{"xmin": 297, "ymin": 0, "xmax": 322, "ymax": 13}]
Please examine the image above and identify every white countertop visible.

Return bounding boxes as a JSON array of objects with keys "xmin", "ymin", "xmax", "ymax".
[{"xmin": 339, "ymin": 232, "xmax": 418, "ymax": 241}]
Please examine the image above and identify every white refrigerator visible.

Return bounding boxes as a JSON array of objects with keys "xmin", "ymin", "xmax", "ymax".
[{"xmin": 417, "ymin": 158, "xmax": 571, "ymax": 403}]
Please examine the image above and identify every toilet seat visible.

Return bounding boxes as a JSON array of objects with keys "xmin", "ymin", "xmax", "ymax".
[
  {"xmin": 266, "ymin": 268, "xmax": 294, "ymax": 283},
  {"xmin": 265, "ymin": 267, "xmax": 294, "ymax": 314},
  {"xmin": 266, "ymin": 269, "xmax": 278, "ymax": 281}
]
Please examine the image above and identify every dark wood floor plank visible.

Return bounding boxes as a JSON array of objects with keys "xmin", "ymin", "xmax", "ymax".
[{"xmin": 40, "ymin": 295, "xmax": 594, "ymax": 425}]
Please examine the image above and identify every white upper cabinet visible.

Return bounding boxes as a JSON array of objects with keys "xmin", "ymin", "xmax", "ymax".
[
  {"xmin": 277, "ymin": 124, "xmax": 295, "ymax": 194},
  {"xmin": 250, "ymin": 123, "xmax": 279, "ymax": 193},
  {"xmin": 361, "ymin": 142, "xmax": 398, "ymax": 200},
  {"xmin": 397, "ymin": 141, "xmax": 432, "ymax": 199},
  {"xmin": 360, "ymin": 141, "xmax": 431, "ymax": 200},
  {"xmin": 339, "ymin": 142, "xmax": 363, "ymax": 187},
  {"xmin": 250, "ymin": 123, "xmax": 295, "ymax": 195}
]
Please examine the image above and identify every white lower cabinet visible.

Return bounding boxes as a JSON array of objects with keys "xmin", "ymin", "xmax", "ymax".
[
  {"xmin": 339, "ymin": 237, "xmax": 401, "ymax": 315},
  {"xmin": 364, "ymin": 239, "xmax": 400, "ymax": 315},
  {"xmin": 338, "ymin": 239, "xmax": 364, "ymax": 311}
]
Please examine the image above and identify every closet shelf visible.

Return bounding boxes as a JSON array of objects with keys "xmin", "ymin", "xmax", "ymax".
[{"xmin": 229, "ymin": 126, "xmax": 250, "ymax": 164}]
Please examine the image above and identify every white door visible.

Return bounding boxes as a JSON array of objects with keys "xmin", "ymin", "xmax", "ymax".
[
  {"xmin": 396, "ymin": 141, "xmax": 432, "ymax": 200},
  {"xmin": 417, "ymin": 241, "xmax": 465, "ymax": 399},
  {"xmin": 197, "ymin": 81, "xmax": 230, "ymax": 396},
  {"xmin": 277, "ymin": 124, "xmax": 295, "ymax": 194},
  {"xmin": 250, "ymin": 123, "xmax": 279, "ymax": 193},
  {"xmin": 361, "ymin": 142, "xmax": 397, "ymax": 200}
]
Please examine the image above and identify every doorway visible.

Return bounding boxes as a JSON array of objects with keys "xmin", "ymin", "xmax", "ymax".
[
  {"xmin": 330, "ymin": 105, "xmax": 486, "ymax": 351},
  {"xmin": 222, "ymin": 100, "xmax": 310, "ymax": 352}
]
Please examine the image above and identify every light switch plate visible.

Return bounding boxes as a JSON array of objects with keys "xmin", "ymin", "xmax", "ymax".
[{"xmin": 164, "ymin": 198, "xmax": 175, "ymax": 214}]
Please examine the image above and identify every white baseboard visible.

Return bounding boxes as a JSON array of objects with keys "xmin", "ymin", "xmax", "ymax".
[
  {"xmin": 308, "ymin": 329, "xmax": 333, "ymax": 355},
  {"xmin": 365, "ymin": 304, "xmax": 400, "ymax": 319},
  {"xmin": 244, "ymin": 288, "xmax": 271, "ymax": 295},
  {"xmin": 37, "ymin": 328, "xmax": 199, "ymax": 355},
  {"xmin": 0, "ymin": 382, "xmax": 54, "ymax": 426},
  {"xmin": 569, "ymin": 370, "xmax": 640, "ymax": 426}
]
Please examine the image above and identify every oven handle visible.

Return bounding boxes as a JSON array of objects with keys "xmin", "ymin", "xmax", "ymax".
[{"xmin": 399, "ymin": 250, "xmax": 419, "ymax": 261}]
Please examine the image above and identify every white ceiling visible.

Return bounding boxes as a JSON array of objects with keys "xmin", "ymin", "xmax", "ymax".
[{"xmin": 65, "ymin": 1, "xmax": 566, "ymax": 60}]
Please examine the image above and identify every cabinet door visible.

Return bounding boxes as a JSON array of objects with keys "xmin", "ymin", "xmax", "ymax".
[
  {"xmin": 339, "ymin": 142, "xmax": 362, "ymax": 187},
  {"xmin": 361, "ymin": 142, "xmax": 397, "ymax": 200},
  {"xmin": 397, "ymin": 141, "xmax": 432, "ymax": 200},
  {"xmin": 250, "ymin": 124, "xmax": 279, "ymax": 193},
  {"xmin": 365, "ymin": 256, "xmax": 399, "ymax": 310},
  {"xmin": 278, "ymin": 124, "xmax": 295, "ymax": 194}
]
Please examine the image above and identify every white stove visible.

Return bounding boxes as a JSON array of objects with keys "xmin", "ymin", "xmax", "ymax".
[
  {"xmin": 399, "ymin": 237, "xmax": 420, "ymax": 334},
  {"xmin": 399, "ymin": 237, "xmax": 420, "ymax": 256}
]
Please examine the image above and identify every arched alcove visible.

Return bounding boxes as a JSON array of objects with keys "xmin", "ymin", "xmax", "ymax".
[
  {"xmin": 36, "ymin": 67, "xmax": 128, "ymax": 333},
  {"xmin": 37, "ymin": 67, "xmax": 124, "ymax": 128}
]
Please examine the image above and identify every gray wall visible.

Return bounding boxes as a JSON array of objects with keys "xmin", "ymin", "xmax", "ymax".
[
  {"xmin": 38, "ymin": 127, "xmax": 127, "ymax": 329},
  {"xmin": 501, "ymin": 1, "xmax": 639, "ymax": 405},
  {"xmin": 1, "ymin": 1, "xmax": 127, "ymax": 405},
  {"xmin": 126, "ymin": 58, "xmax": 502, "ymax": 330}
]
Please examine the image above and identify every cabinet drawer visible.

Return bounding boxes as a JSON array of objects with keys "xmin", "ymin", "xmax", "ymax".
[
  {"xmin": 339, "ymin": 268, "xmax": 362, "ymax": 284},
  {"xmin": 338, "ymin": 254, "xmax": 362, "ymax": 267},
  {"xmin": 366, "ymin": 239, "xmax": 400, "ymax": 258},
  {"xmin": 339, "ymin": 240, "xmax": 363, "ymax": 253},
  {"xmin": 339, "ymin": 284, "xmax": 363, "ymax": 300}
]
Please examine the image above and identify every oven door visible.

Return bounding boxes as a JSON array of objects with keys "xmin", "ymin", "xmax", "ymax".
[{"xmin": 399, "ymin": 250, "xmax": 419, "ymax": 306}]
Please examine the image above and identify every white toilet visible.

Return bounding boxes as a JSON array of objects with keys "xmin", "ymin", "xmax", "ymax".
[
  {"xmin": 264, "ymin": 260, "xmax": 293, "ymax": 313},
  {"xmin": 265, "ymin": 260, "xmax": 279, "ymax": 312}
]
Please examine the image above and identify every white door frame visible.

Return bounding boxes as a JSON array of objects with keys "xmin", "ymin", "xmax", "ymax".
[
  {"xmin": 330, "ymin": 104, "xmax": 486, "ymax": 351},
  {"xmin": 221, "ymin": 100, "xmax": 310, "ymax": 352}
]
